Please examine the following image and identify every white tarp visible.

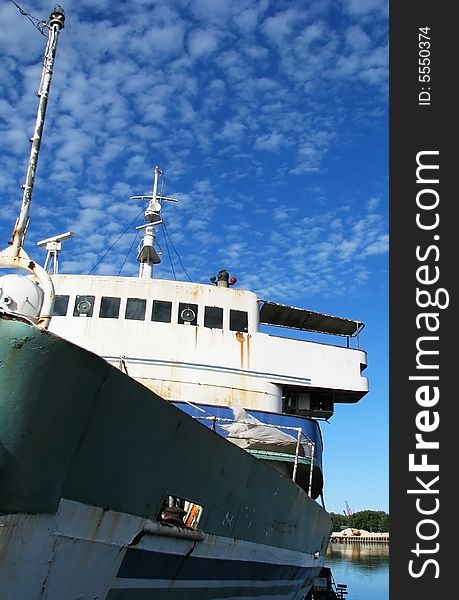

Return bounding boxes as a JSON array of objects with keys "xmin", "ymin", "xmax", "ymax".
[{"xmin": 221, "ymin": 402, "xmax": 311, "ymax": 456}]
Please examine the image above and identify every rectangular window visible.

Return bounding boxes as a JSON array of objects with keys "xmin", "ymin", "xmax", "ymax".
[
  {"xmin": 230, "ymin": 309, "xmax": 248, "ymax": 332},
  {"xmin": 73, "ymin": 295, "xmax": 95, "ymax": 317},
  {"xmin": 178, "ymin": 302, "xmax": 198, "ymax": 326},
  {"xmin": 151, "ymin": 300, "xmax": 172, "ymax": 323},
  {"xmin": 204, "ymin": 306, "xmax": 223, "ymax": 329},
  {"xmin": 53, "ymin": 294, "xmax": 69, "ymax": 316},
  {"xmin": 125, "ymin": 298, "xmax": 146, "ymax": 320},
  {"xmin": 99, "ymin": 296, "xmax": 121, "ymax": 319}
]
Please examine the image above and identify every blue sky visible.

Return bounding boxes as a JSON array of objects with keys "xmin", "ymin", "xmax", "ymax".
[{"xmin": 0, "ymin": 0, "xmax": 388, "ymax": 514}]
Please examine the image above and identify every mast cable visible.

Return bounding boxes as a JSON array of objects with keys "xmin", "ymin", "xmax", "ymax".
[
  {"xmin": 154, "ymin": 172, "xmax": 191, "ymax": 281},
  {"xmin": 88, "ymin": 207, "xmax": 144, "ymax": 275},
  {"xmin": 160, "ymin": 223, "xmax": 176, "ymax": 280},
  {"xmin": 162, "ymin": 218, "xmax": 192, "ymax": 282},
  {"xmin": 8, "ymin": 0, "xmax": 48, "ymax": 35},
  {"xmin": 117, "ymin": 231, "xmax": 139, "ymax": 276}
]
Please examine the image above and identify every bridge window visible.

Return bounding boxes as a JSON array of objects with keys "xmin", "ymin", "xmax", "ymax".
[
  {"xmin": 53, "ymin": 294, "xmax": 69, "ymax": 316},
  {"xmin": 230, "ymin": 309, "xmax": 248, "ymax": 332},
  {"xmin": 151, "ymin": 300, "xmax": 172, "ymax": 323},
  {"xmin": 204, "ymin": 306, "xmax": 223, "ymax": 329},
  {"xmin": 125, "ymin": 298, "xmax": 146, "ymax": 320},
  {"xmin": 73, "ymin": 295, "xmax": 95, "ymax": 317},
  {"xmin": 178, "ymin": 302, "xmax": 198, "ymax": 326},
  {"xmin": 99, "ymin": 296, "xmax": 121, "ymax": 319}
]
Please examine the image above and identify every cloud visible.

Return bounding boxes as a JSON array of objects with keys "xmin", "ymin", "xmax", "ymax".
[
  {"xmin": 366, "ymin": 197, "xmax": 380, "ymax": 211},
  {"xmin": 186, "ymin": 28, "xmax": 221, "ymax": 59},
  {"xmin": 233, "ymin": 6, "xmax": 262, "ymax": 32},
  {"xmin": 261, "ymin": 8, "xmax": 304, "ymax": 45},
  {"xmin": 254, "ymin": 132, "xmax": 283, "ymax": 152},
  {"xmin": 364, "ymin": 234, "xmax": 388, "ymax": 255},
  {"xmin": 221, "ymin": 120, "xmax": 246, "ymax": 142},
  {"xmin": 344, "ymin": 0, "xmax": 387, "ymax": 16},
  {"xmin": 0, "ymin": 0, "xmax": 387, "ymax": 302},
  {"xmin": 345, "ymin": 25, "xmax": 372, "ymax": 52}
]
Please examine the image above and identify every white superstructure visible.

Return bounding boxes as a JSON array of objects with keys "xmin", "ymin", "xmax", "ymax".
[{"xmin": 48, "ymin": 271, "xmax": 368, "ymax": 418}]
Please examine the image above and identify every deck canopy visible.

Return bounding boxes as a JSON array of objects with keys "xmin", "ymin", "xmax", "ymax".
[{"xmin": 258, "ymin": 300, "xmax": 364, "ymax": 337}]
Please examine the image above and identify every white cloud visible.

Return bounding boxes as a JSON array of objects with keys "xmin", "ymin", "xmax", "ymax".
[
  {"xmin": 0, "ymin": 0, "xmax": 387, "ymax": 302},
  {"xmin": 79, "ymin": 193, "xmax": 106, "ymax": 208},
  {"xmin": 345, "ymin": 25, "xmax": 372, "ymax": 52},
  {"xmin": 233, "ymin": 7, "xmax": 260, "ymax": 32},
  {"xmin": 221, "ymin": 120, "xmax": 246, "ymax": 142},
  {"xmin": 186, "ymin": 28, "xmax": 221, "ymax": 59},
  {"xmin": 364, "ymin": 234, "xmax": 388, "ymax": 255},
  {"xmin": 366, "ymin": 197, "xmax": 380, "ymax": 212},
  {"xmin": 243, "ymin": 44, "xmax": 269, "ymax": 60},
  {"xmin": 261, "ymin": 8, "xmax": 303, "ymax": 45},
  {"xmin": 254, "ymin": 132, "xmax": 283, "ymax": 152},
  {"xmin": 345, "ymin": 0, "xmax": 386, "ymax": 16},
  {"xmin": 301, "ymin": 23, "xmax": 325, "ymax": 45}
]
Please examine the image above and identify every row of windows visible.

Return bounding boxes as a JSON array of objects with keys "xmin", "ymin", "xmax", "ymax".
[{"xmin": 53, "ymin": 294, "xmax": 249, "ymax": 331}]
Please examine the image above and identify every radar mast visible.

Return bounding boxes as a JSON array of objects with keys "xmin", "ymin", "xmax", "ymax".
[{"xmin": 130, "ymin": 165, "xmax": 178, "ymax": 279}]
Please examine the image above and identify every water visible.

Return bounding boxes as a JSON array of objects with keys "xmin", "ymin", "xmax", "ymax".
[{"xmin": 325, "ymin": 543, "xmax": 389, "ymax": 600}]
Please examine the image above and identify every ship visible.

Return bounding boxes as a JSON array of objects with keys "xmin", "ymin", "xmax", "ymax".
[{"xmin": 0, "ymin": 7, "xmax": 368, "ymax": 600}]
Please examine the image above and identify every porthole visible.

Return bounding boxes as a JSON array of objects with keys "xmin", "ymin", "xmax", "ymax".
[
  {"xmin": 178, "ymin": 302, "xmax": 198, "ymax": 326},
  {"xmin": 77, "ymin": 300, "xmax": 92, "ymax": 314},
  {"xmin": 73, "ymin": 295, "xmax": 95, "ymax": 317},
  {"xmin": 181, "ymin": 308, "xmax": 195, "ymax": 322}
]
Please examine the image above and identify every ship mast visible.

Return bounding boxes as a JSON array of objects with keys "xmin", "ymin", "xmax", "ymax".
[
  {"xmin": 11, "ymin": 5, "xmax": 66, "ymax": 253},
  {"xmin": 131, "ymin": 165, "xmax": 178, "ymax": 279},
  {"xmin": 0, "ymin": 5, "xmax": 65, "ymax": 329}
]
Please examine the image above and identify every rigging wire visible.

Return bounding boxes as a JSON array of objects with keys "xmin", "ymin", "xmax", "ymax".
[
  {"xmin": 88, "ymin": 207, "xmax": 144, "ymax": 275},
  {"xmin": 162, "ymin": 218, "xmax": 192, "ymax": 282},
  {"xmin": 157, "ymin": 172, "xmax": 192, "ymax": 282},
  {"xmin": 117, "ymin": 230, "xmax": 139, "ymax": 276},
  {"xmin": 8, "ymin": 0, "xmax": 48, "ymax": 35},
  {"xmin": 160, "ymin": 223, "xmax": 176, "ymax": 281}
]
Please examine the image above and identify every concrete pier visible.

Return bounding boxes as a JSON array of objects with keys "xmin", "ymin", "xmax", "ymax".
[{"xmin": 330, "ymin": 530, "xmax": 389, "ymax": 544}]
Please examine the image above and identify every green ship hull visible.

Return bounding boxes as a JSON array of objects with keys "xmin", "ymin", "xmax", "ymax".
[{"xmin": 0, "ymin": 318, "xmax": 331, "ymax": 599}]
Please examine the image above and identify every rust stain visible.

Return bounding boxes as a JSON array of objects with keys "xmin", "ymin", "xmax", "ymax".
[
  {"xmin": 246, "ymin": 333, "xmax": 251, "ymax": 368},
  {"xmin": 235, "ymin": 331, "xmax": 244, "ymax": 369},
  {"xmin": 142, "ymin": 379, "xmax": 173, "ymax": 400}
]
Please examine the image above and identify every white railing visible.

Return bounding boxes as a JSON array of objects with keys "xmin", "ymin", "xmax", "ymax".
[{"xmin": 193, "ymin": 415, "xmax": 316, "ymax": 496}]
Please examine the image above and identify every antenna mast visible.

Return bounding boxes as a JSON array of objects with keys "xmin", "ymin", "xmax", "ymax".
[
  {"xmin": 130, "ymin": 165, "xmax": 178, "ymax": 279},
  {"xmin": 11, "ymin": 5, "xmax": 65, "ymax": 253}
]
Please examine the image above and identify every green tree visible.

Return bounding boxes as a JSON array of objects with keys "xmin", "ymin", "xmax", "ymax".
[
  {"xmin": 348, "ymin": 510, "xmax": 389, "ymax": 532},
  {"xmin": 381, "ymin": 513, "xmax": 389, "ymax": 532},
  {"xmin": 329, "ymin": 512, "xmax": 349, "ymax": 531}
]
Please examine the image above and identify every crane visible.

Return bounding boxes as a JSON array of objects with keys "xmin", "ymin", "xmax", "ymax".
[{"xmin": 343, "ymin": 501, "xmax": 353, "ymax": 517}]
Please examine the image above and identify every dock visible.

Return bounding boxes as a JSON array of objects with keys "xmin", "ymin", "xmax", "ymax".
[
  {"xmin": 306, "ymin": 567, "xmax": 348, "ymax": 600},
  {"xmin": 330, "ymin": 530, "xmax": 389, "ymax": 544}
]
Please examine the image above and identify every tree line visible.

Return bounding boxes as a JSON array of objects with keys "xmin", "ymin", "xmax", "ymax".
[{"xmin": 329, "ymin": 510, "xmax": 389, "ymax": 532}]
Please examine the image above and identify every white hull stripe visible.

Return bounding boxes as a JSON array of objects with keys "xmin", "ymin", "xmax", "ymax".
[{"xmin": 113, "ymin": 575, "xmax": 317, "ymax": 589}]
